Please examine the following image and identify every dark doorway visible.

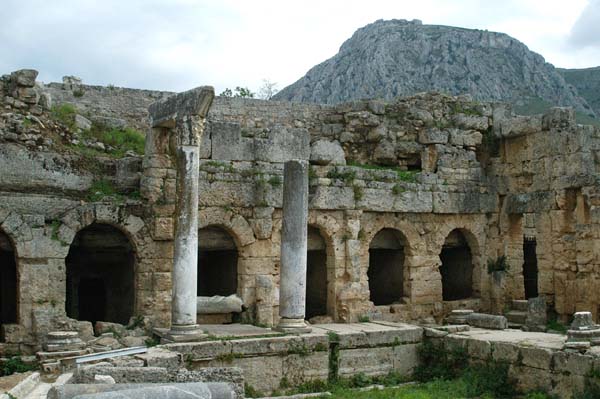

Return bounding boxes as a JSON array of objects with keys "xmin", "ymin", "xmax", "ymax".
[
  {"xmin": 368, "ymin": 229, "xmax": 405, "ymax": 306},
  {"xmin": 77, "ymin": 278, "xmax": 106, "ymax": 325},
  {"xmin": 306, "ymin": 227, "xmax": 328, "ymax": 319},
  {"xmin": 523, "ymin": 237, "xmax": 538, "ymax": 299},
  {"xmin": 440, "ymin": 229, "xmax": 473, "ymax": 301},
  {"xmin": 198, "ymin": 226, "xmax": 238, "ymax": 297},
  {"xmin": 0, "ymin": 231, "xmax": 17, "ymax": 339},
  {"xmin": 66, "ymin": 224, "xmax": 135, "ymax": 325}
]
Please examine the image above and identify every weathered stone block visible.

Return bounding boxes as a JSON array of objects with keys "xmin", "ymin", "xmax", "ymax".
[{"xmin": 520, "ymin": 346, "xmax": 553, "ymax": 370}]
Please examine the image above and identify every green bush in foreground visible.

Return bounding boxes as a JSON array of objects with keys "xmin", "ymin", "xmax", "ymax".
[{"xmin": 1, "ymin": 357, "xmax": 37, "ymax": 376}]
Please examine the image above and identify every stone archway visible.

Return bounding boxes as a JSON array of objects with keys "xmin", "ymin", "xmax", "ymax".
[
  {"xmin": 439, "ymin": 229, "xmax": 474, "ymax": 301},
  {"xmin": 198, "ymin": 226, "xmax": 238, "ymax": 297},
  {"xmin": 0, "ymin": 229, "xmax": 17, "ymax": 339},
  {"xmin": 65, "ymin": 223, "xmax": 135, "ymax": 325},
  {"xmin": 368, "ymin": 228, "xmax": 407, "ymax": 306}
]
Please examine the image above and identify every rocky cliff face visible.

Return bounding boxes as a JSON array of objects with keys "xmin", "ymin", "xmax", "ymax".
[
  {"xmin": 275, "ymin": 19, "xmax": 595, "ymax": 117},
  {"xmin": 559, "ymin": 67, "xmax": 600, "ymax": 118}
]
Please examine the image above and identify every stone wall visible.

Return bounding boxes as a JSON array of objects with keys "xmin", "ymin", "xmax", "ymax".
[
  {"xmin": 1, "ymin": 70, "xmax": 600, "ymax": 351},
  {"xmin": 487, "ymin": 107, "xmax": 600, "ymax": 321}
]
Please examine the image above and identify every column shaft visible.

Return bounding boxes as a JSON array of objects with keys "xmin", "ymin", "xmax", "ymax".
[
  {"xmin": 278, "ymin": 160, "xmax": 311, "ymax": 332},
  {"xmin": 171, "ymin": 145, "xmax": 200, "ymax": 327}
]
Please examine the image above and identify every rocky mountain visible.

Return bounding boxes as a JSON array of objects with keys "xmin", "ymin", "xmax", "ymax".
[
  {"xmin": 559, "ymin": 67, "xmax": 600, "ymax": 118},
  {"xmin": 275, "ymin": 19, "xmax": 596, "ymax": 119}
]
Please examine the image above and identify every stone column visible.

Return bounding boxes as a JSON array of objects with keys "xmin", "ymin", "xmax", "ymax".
[
  {"xmin": 148, "ymin": 87, "xmax": 214, "ymax": 342},
  {"xmin": 276, "ymin": 160, "xmax": 311, "ymax": 333}
]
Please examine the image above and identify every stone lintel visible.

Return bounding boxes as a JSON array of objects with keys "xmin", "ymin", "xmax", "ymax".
[{"xmin": 149, "ymin": 86, "xmax": 215, "ymax": 128}]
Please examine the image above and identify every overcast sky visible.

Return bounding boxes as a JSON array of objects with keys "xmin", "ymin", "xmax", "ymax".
[{"xmin": 1, "ymin": 0, "xmax": 599, "ymax": 94}]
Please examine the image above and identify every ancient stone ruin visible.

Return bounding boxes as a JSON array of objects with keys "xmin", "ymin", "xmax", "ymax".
[{"xmin": 0, "ymin": 69, "xmax": 600, "ymax": 398}]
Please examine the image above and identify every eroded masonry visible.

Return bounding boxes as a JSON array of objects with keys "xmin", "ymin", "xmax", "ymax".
[{"xmin": 0, "ymin": 69, "xmax": 599, "ymax": 357}]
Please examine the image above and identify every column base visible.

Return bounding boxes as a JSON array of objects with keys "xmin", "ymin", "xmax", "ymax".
[
  {"xmin": 159, "ymin": 324, "xmax": 207, "ymax": 343},
  {"xmin": 273, "ymin": 318, "xmax": 312, "ymax": 334}
]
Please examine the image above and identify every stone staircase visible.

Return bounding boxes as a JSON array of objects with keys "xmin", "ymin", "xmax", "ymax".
[{"xmin": 506, "ymin": 300, "xmax": 528, "ymax": 329}]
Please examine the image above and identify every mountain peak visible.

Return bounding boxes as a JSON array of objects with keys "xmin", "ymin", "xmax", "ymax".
[{"xmin": 274, "ymin": 20, "xmax": 594, "ymax": 118}]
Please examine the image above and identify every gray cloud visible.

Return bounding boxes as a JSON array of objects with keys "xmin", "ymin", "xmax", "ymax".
[
  {"xmin": 569, "ymin": 0, "xmax": 600, "ymax": 49},
  {"xmin": 0, "ymin": 0, "xmax": 597, "ymax": 92}
]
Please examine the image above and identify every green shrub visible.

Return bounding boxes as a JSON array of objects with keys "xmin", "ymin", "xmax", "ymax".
[
  {"xmin": 487, "ymin": 256, "xmax": 509, "ymax": 273},
  {"xmin": 1, "ymin": 357, "xmax": 37, "ymax": 376},
  {"xmin": 87, "ymin": 179, "xmax": 117, "ymax": 202},
  {"xmin": 414, "ymin": 340, "xmax": 468, "ymax": 382},
  {"xmin": 463, "ymin": 361, "xmax": 515, "ymax": 398}
]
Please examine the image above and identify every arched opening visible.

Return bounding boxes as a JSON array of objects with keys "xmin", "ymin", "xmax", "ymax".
[
  {"xmin": 198, "ymin": 226, "xmax": 238, "ymax": 296},
  {"xmin": 523, "ymin": 236, "xmax": 538, "ymax": 299},
  {"xmin": 440, "ymin": 229, "xmax": 473, "ymax": 301},
  {"xmin": 66, "ymin": 224, "xmax": 135, "ymax": 325},
  {"xmin": 306, "ymin": 226, "xmax": 328, "ymax": 320},
  {"xmin": 0, "ymin": 230, "xmax": 17, "ymax": 339},
  {"xmin": 368, "ymin": 228, "xmax": 406, "ymax": 306}
]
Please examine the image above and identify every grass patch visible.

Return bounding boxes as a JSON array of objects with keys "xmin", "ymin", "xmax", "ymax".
[
  {"xmin": 51, "ymin": 103, "xmax": 78, "ymax": 130},
  {"xmin": 327, "ymin": 168, "xmax": 356, "ymax": 184},
  {"xmin": 346, "ymin": 161, "xmax": 419, "ymax": 183},
  {"xmin": 546, "ymin": 319, "xmax": 568, "ymax": 335},
  {"xmin": 79, "ymin": 125, "xmax": 145, "ymax": 157},
  {"xmin": 86, "ymin": 179, "xmax": 138, "ymax": 203},
  {"xmin": 450, "ymin": 102, "xmax": 483, "ymax": 117}
]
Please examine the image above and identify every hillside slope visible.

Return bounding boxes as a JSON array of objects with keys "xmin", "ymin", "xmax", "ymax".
[{"xmin": 275, "ymin": 19, "xmax": 595, "ymax": 118}]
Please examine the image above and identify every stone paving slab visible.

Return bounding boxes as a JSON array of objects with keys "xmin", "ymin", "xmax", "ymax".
[
  {"xmin": 199, "ymin": 324, "xmax": 278, "ymax": 338},
  {"xmin": 451, "ymin": 328, "xmax": 567, "ymax": 350}
]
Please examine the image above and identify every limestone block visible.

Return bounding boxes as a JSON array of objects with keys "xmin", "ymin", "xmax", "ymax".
[
  {"xmin": 466, "ymin": 313, "xmax": 507, "ymax": 330},
  {"xmin": 310, "ymin": 186, "xmax": 355, "ymax": 210},
  {"xmin": 339, "ymin": 347, "xmax": 394, "ymax": 377},
  {"xmin": 505, "ymin": 115, "xmax": 543, "ymax": 137},
  {"xmin": 75, "ymin": 114, "xmax": 92, "ymax": 130},
  {"xmin": 552, "ymin": 351, "xmax": 593, "ymax": 376},
  {"xmin": 392, "ymin": 343, "xmax": 420, "ymax": 375},
  {"xmin": 367, "ymin": 125, "xmax": 387, "ymax": 142},
  {"xmin": 255, "ymin": 127, "xmax": 310, "ymax": 163},
  {"xmin": 373, "ymin": 140, "xmax": 396, "ymax": 165},
  {"xmin": 310, "ymin": 140, "xmax": 346, "ymax": 165},
  {"xmin": 542, "ymin": 107, "xmax": 576, "ymax": 131},
  {"xmin": 94, "ymin": 322, "xmax": 127, "ymax": 338},
  {"xmin": 10, "ymin": 69, "xmax": 38, "ymax": 87},
  {"xmin": 467, "ymin": 339, "xmax": 491, "ymax": 360},
  {"xmin": 152, "ymin": 217, "xmax": 174, "ymax": 240},
  {"xmin": 282, "ymin": 352, "xmax": 329, "ymax": 386},
  {"xmin": 491, "ymin": 342, "xmax": 519, "ymax": 362},
  {"xmin": 509, "ymin": 365, "xmax": 552, "ymax": 393},
  {"xmin": 453, "ymin": 114, "xmax": 489, "ymax": 131},
  {"xmin": 520, "ymin": 346, "xmax": 553, "ymax": 370},
  {"xmin": 231, "ymin": 336, "xmax": 301, "ymax": 356},
  {"xmin": 227, "ymin": 356, "xmax": 282, "ymax": 395},
  {"xmin": 149, "ymin": 85, "xmax": 214, "ymax": 128},
  {"xmin": 418, "ymin": 128, "xmax": 448, "ymax": 144},
  {"xmin": 135, "ymin": 347, "xmax": 182, "ymax": 369},
  {"xmin": 164, "ymin": 341, "xmax": 232, "ymax": 360},
  {"xmin": 211, "ymin": 121, "xmax": 255, "ymax": 161}
]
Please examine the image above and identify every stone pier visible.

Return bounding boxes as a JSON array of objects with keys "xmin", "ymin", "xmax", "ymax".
[
  {"xmin": 276, "ymin": 160, "xmax": 311, "ymax": 333},
  {"xmin": 148, "ymin": 86, "xmax": 215, "ymax": 342}
]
